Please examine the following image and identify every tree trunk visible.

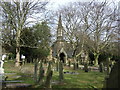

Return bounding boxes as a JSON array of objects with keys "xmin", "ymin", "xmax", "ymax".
[
  {"xmin": 68, "ymin": 60, "xmax": 71, "ymax": 67},
  {"xmin": 15, "ymin": 30, "xmax": 21, "ymax": 67},
  {"xmin": 73, "ymin": 57, "xmax": 78, "ymax": 70},
  {"xmin": 34, "ymin": 59, "xmax": 38, "ymax": 83},
  {"xmin": 15, "ymin": 46, "xmax": 20, "ymax": 67},
  {"xmin": 76, "ymin": 61, "xmax": 79, "ymax": 69},
  {"xmin": 106, "ymin": 58, "xmax": 111, "ymax": 75},
  {"xmin": 46, "ymin": 61, "xmax": 51, "ymax": 76},
  {"xmin": 94, "ymin": 53, "xmax": 99, "ymax": 66}
]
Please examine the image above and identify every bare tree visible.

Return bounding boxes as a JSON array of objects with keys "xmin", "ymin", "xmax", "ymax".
[
  {"xmin": 60, "ymin": 0, "xmax": 118, "ymax": 67},
  {"xmin": 86, "ymin": 1, "xmax": 118, "ymax": 66},
  {"xmin": 57, "ymin": 2, "xmax": 93, "ymax": 69},
  {"xmin": 1, "ymin": 0, "xmax": 48, "ymax": 67}
]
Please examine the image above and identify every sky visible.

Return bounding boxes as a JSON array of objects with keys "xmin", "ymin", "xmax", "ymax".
[
  {"xmin": 48, "ymin": 0, "xmax": 120, "ymax": 10},
  {"xmin": 46, "ymin": 0, "xmax": 120, "ymax": 41}
]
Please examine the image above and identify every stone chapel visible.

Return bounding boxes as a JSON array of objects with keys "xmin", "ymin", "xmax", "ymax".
[{"xmin": 52, "ymin": 15, "xmax": 73, "ymax": 63}]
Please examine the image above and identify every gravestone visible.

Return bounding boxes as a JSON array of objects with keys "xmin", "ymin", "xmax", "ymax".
[
  {"xmin": 105, "ymin": 60, "xmax": 119, "ymax": 88},
  {"xmin": 45, "ymin": 67, "xmax": 53, "ymax": 88},
  {"xmin": 37, "ymin": 61, "xmax": 44, "ymax": 85},
  {"xmin": 21, "ymin": 55, "xmax": 25, "ymax": 65},
  {"xmin": 2, "ymin": 54, "xmax": 6, "ymax": 61},
  {"xmin": 99, "ymin": 62, "xmax": 104, "ymax": 72},
  {"xmin": 0, "ymin": 60, "xmax": 4, "ymax": 89},
  {"xmin": 0, "ymin": 60, "xmax": 4, "ymax": 74},
  {"xmin": 59, "ymin": 61, "xmax": 64, "ymax": 82}
]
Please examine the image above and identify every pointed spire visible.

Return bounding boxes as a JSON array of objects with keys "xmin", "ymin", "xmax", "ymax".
[
  {"xmin": 57, "ymin": 14, "xmax": 63, "ymax": 41},
  {"xmin": 58, "ymin": 14, "xmax": 63, "ymax": 29}
]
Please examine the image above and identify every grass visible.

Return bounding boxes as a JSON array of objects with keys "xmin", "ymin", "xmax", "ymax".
[
  {"xmin": 3, "ymin": 60, "xmax": 106, "ymax": 89},
  {"xmin": 52, "ymin": 70, "xmax": 105, "ymax": 88}
]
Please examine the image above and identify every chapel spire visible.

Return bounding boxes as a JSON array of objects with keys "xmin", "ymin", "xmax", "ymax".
[{"xmin": 57, "ymin": 14, "xmax": 63, "ymax": 41}]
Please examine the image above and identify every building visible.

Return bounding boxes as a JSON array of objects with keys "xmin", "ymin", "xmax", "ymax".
[{"xmin": 52, "ymin": 15, "xmax": 73, "ymax": 63}]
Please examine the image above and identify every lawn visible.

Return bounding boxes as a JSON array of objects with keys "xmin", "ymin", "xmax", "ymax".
[{"xmin": 3, "ymin": 60, "xmax": 106, "ymax": 89}]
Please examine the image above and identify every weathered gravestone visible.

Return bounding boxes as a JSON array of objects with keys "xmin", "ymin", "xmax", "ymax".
[
  {"xmin": 105, "ymin": 60, "xmax": 120, "ymax": 88},
  {"xmin": 59, "ymin": 61, "xmax": 64, "ymax": 82},
  {"xmin": 37, "ymin": 61, "xmax": 44, "ymax": 85},
  {"xmin": 99, "ymin": 62, "xmax": 105, "ymax": 73},
  {"xmin": 45, "ymin": 62, "xmax": 53, "ymax": 88}
]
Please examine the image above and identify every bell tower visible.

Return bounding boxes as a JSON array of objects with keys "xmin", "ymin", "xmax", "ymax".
[
  {"xmin": 52, "ymin": 14, "xmax": 68, "ymax": 64},
  {"xmin": 56, "ymin": 15, "xmax": 64, "ymax": 53},
  {"xmin": 57, "ymin": 15, "xmax": 63, "ymax": 41}
]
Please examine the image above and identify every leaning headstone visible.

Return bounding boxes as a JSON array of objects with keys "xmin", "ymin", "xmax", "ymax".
[
  {"xmin": 105, "ymin": 60, "xmax": 119, "ymax": 88},
  {"xmin": 45, "ymin": 70, "xmax": 53, "ymax": 88},
  {"xmin": 38, "ymin": 61, "xmax": 44, "ymax": 85},
  {"xmin": 45, "ymin": 62, "xmax": 53, "ymax": 89}
]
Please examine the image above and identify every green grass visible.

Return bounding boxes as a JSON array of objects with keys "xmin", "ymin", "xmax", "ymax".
[
  {"xmin": 52, "ymin": 70, "xmax": 105, "ymax": 88},
  {"xmin": 4, "ymin": 60, "xmax": 106, "ymax": 88}
]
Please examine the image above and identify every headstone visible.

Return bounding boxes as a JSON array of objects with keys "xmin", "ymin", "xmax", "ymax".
[
  {"xmin": 2, "ymin": 54, "xmax": 6, "ymax": 61},
  {"xmin": 21, "ymin": 55, "xmax": 25, "ymax": 65},
  {"xmin": 0, "ymin": 60, "xmax": 4, "ymax": 89},
  {"xmin": 21, "ymin": 55, "xmax": 25, "ymax": 60},
  {"xmin": 99, "ymin": 62, "xmax": 104, "ymax": 72},
  {"xmin": 45, "ymin": 63, "xmax": 53, "ymax": 88},
  {"xmin": 59, "ymin": 61, "xmax": 64, "ymax": 82},
  {"xmin": 37, "ymin": 61, "xmax": 44, "ymax": 85},
  {"xmin": 105, "ymin": 60, "xmax": 119, "ymax": 88},
  {"xmin": 0, "ymin": 60, "xmax": 4, "ymax": 74},
  {"xmin": 84, "ymin": 63, "xmax": 88, "ymax": 72}
]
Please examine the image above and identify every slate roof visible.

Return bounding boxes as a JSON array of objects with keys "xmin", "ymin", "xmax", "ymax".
[{"xmin": 52, "ymin": 41, "xmax": 74, "ymax": 58}]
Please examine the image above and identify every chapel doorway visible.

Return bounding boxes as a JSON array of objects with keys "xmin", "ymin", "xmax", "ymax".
[{"xmin": 59, "ymin": 52, "xmax": 66, "ymax": 63}]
